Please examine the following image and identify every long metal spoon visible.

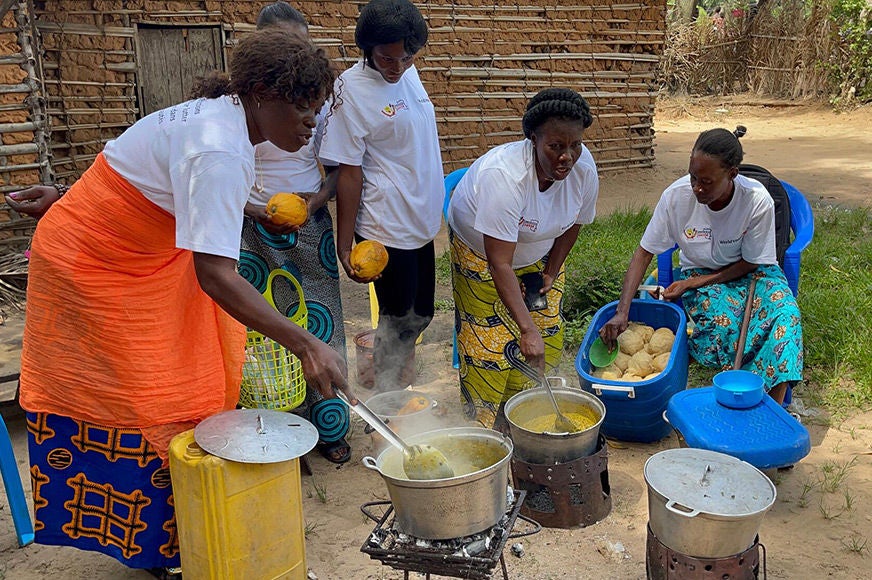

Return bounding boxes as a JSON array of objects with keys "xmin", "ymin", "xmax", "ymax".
[
  {"xmin": 334, "ymin": 390, "xmax": 454, "ymax": 480},
  {"xmin": 539, "ymin": 375, "xmax": 577, "ymax": 433}
]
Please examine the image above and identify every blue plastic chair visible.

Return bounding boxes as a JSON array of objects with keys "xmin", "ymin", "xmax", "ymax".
[
  {"xmin": 443, "ymin": 167, "xmax": 469, "ymax": 370},
  {"xmin": 1, "ymin": 414, "xmax": 34, "ymax": 547}
]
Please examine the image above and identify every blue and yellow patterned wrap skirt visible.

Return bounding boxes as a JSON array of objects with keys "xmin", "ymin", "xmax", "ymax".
[{"xmin": 26, "ymin": 412, "xmax": 179, "ymax": 569}]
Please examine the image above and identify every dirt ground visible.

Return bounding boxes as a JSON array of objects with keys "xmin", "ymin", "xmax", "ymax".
[{"xmin": 2, "ymin": 96, "xmax": 872, "ymax": 579}]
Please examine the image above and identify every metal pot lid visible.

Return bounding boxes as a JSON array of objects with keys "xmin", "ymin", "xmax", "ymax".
[
  {"xmin": 194, "ymin": 408, "xmax": 318, "ymax": 464},
  {"xmin": 644, "ymin": 448, "xmax": 776, "ymax": 516}
]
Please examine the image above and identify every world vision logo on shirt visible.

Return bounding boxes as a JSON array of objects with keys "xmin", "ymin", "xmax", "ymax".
[
  {"xmin": 519, "ymin": 217, "xmax": 539, "ymax": 232},
  {"xmin": 381, "ymin": 99, "xmax": 409, "ymax": 118},
  {"xmin": 683, "ymin": 226, "xmax": 712, "ymax": 240}
]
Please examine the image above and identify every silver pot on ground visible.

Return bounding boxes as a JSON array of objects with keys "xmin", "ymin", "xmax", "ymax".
[
  {"xmin": 644, "ymin": 448, "xmax": 776, "ymax": 558},
  {"xmin": 504, "ymin": 378, "xmax": 606, "ymax": 464},
  {"xmin": 362, "ymin": 427, "xmax": 513, "ymax": 540}
]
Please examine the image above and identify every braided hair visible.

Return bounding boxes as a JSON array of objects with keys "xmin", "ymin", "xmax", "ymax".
[
  {"xmin": 521, "ymin": 88, "xmax": 593, "ymax": 139},
  {"xmin": 692, "ymin": 125, "xmax": 747, "ymax": 168},
  {"xmin": 355, "ymin": 0, "xmax": 428, "ymax": 58},
  {"xmin": 256, "ymin": 1, "xmax": 308, "ymax": 30}
]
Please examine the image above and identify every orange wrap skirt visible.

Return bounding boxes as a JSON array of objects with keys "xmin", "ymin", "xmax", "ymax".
[{"xmin": 19, "ymin": 153, "xmax": 246, "ymax": 458}]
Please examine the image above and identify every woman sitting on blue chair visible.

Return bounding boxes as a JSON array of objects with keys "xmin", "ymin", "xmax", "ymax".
[{"xmin": 599, "ymin": 127, "xmax": 803, "ymax": 404}]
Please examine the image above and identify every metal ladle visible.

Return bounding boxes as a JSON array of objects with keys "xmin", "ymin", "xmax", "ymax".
[
  {"xmin": 334, "ymin": 390, "xmax": 454, "ymax": 480},
  {"xmin": 539, "ymin": 375, "xmax": 577, "ymax": 433}
]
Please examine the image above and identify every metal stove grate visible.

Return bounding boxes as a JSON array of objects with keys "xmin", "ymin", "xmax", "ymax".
[{"xmin": 360, "ymin": 489, "xmax": 539, "ymax": 580}]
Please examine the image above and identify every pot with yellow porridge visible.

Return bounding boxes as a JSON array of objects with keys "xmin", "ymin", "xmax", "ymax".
[{"xmin": 505, "ymin": 377, "xmax": 605, "ymax": 464}]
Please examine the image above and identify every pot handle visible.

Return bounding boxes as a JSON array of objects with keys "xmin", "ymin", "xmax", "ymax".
[
  {"xmin": 545, "ymin": 376, "xmax": 567, "ymax": 389},
  {"xmin": 362, "ymin": 456, "xmax": 379, "ymax": 471},
  {"xmin": 664, "ymin": 500, "xmax": 700, "ymax": 518},
  {"xmin": 662, "ymin": 410, "xmax": 671, "ymax": 425}
]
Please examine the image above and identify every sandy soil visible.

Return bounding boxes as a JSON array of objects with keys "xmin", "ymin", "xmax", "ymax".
[{"xmin": 2, "ymin": 97, "xmax": 872, "ymax": 580}]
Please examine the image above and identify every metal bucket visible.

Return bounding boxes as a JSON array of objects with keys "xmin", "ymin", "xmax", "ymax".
[
  {"xmin": 363, "ymin": 390, "xmax": 439, "ymax": 453},
  {"xmin": 504, "ymin": 377, "xmax": 606, "ymax": 464},
  {"xmin": 362, "ymin": 427, "xmax": 513, "ymax": 539},
  {"xmin": 644, "ymin": 448, "xmax": 776, "ymax": 558},
  {"xmin": 354, "ymin": 329, "xmax": 415, "ymax": 389}
]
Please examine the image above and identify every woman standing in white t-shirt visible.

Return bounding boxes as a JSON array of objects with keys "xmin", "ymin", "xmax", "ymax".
[
  {"xmin": 237, "ymin": 2, "xmax": 351, "ymax": 465},
  {"xmin": 600, "ymin": 128, "xmax": 803, "ymax": 403},
  {"xmin": 447, "ymin": 88, "xmax": 599, "ymax": 430},
  {"xmin": 320, "ymin": 0, "xmax": 443, "ymax": 392}
]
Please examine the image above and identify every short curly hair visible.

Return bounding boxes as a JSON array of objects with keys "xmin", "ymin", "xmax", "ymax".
[
  {"xmin": 355, "ymin": 0, "xmax": 428, "ymax": 57},
  {"xmin": 521, "ymin": 88, "xmax": 593, "ymax": 139},
  {"xmin": 190, "ymin": 29, "xmax": 335, "ymax": 106}
]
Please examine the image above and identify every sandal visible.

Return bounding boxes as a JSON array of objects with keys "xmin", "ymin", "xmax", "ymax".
[
  {"xmin": 316, "ymin": 438, "xmax": 351, "ymax": 464},
  {"xmin": 146, "ymin": 567, "xmax": 182, "ymax": 580}
]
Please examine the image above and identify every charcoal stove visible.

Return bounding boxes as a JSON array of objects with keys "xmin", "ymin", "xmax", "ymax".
[
  {"xmin": 646, "ymin": 525, "xmax": 767, "ymax": 580},
  {"xmin": 360, "ymin": 489, "xmax": 540, "ymax": 580}
]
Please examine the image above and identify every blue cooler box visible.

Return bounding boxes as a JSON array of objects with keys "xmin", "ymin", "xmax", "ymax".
[
  {"xmin": 665, "ymin": 387, "xmax": 811, "ymax": 470},
  {"xmin": 575, "ymin": 299, "xmax": 688, "ymax": 443}
]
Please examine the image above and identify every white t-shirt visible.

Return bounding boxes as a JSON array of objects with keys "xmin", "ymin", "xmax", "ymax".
[
  {"xmin": 640, "ymin": 173, "xmax": 777, "ymax": 270},
  {"xmin": 249, "ymin": 103, "xmax": 334, "ymax": 205},
  {"xmin": 318, "ymin": 62, "xmax": 443, "ymax": 249},
  {"xmin": 447, "ymin": 139, "xmax": 599, "ymax": 268},
  {"xmin": 103, "ymin": 96, "xmax": 253, "ymax": 259}
]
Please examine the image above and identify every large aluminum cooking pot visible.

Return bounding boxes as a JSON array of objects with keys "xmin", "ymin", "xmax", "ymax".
[
  {"xmin": 362, "ymin": 427, "xmax": 513, "ymax": 539},
  {"xmin": 504, "ymin": 377, "xmax": 605, "ymax": 464},
  {"xmin": 644, "ymin": 448, "xmax": 776, "ymax": 558}
]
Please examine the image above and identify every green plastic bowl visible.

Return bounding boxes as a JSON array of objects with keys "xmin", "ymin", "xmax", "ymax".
[{"xmin": 589, "ymin": 337, "xmax": 619, "ymax": 368}]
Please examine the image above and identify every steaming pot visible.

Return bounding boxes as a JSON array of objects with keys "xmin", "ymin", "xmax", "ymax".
[{"xmin": 362, "ymin": 427, "xmax": 513, "ymax": 539}]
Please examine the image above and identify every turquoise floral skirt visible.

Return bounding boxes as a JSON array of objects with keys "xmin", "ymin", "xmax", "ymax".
[{"xmin": 680, "ymin": 264, "xmax": 803, "ymax": 390}]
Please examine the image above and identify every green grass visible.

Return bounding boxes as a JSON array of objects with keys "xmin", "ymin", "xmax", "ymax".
[
  {"xmin": 795, "ymin": 206, "xmax": 872, "ymax": 411},
  {"xmin": 436, "ymin": 247, "xmax": 452, "ymax": 286},
  {"xmin": 563, "ymin": 208, "xmax": 654, "ymax": 321},
  {"xmin": 561, "ymin": 204, "xmax": 872, "ymax": 415}
]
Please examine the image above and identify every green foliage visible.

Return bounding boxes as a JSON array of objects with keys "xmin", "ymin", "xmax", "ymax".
[
  {"xmin": 562, "ymin": 208, "xmax": 653, "ymax": 324},
  {"xmin": 796, "ymin": 205, "xmax": 872, "ymax": 409},
  {"xmin": 829, "ymin": 0, "xmax": 872, "ymax": 103}
]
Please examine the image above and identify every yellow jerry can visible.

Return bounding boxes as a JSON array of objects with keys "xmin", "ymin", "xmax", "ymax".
[{"xmin": 168, "ymin": 422, "xmax": 310, "ymax": 580}]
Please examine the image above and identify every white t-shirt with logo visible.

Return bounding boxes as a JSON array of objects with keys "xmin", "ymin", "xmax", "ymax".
[
  {"xmin": 640, "ymin": 173, "xmax": 777, "ymax": 271},
  {"xmin": 249, "ymin": 103, "xmax": 334, "ymax": 205},
  {"xmin": 447, "ymin": 139, "xmax": 599, "ymax": 268},
  {"xmin": 102, "ymin": 96, "xmax": 253, "ymax": 259},
  {"xmin": 318, "ymin": 62, "xmax": 443, "ymax": 250}
]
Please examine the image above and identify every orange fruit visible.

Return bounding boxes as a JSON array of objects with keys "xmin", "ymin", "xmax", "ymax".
[
  {"xmin": 266, "ymin": 193, "xmax": 308, "ymax": 226},
  {"xmin": 350, "ymin": 240, "xmax": 389, "ymax": 278}
]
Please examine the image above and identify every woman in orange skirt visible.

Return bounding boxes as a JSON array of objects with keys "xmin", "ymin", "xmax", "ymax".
[{"xmin": 7, "ymin": 30, "xmax": 352, "ymax": 576}]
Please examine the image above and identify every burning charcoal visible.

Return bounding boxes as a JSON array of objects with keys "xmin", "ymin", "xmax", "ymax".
[
  {"xmin": 511, "ymin": 542, "xmax": 524, "ymax": 558},
  {"xmin": 464, "ymin": 538, "xmax": 491, "ymax": 557}
]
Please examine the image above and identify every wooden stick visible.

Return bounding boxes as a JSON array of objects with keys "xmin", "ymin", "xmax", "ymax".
[{"xmin": 733, "ymin": 277, "xmax": 758, "ymax": 370}]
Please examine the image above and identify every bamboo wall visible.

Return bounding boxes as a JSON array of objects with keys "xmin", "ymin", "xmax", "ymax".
[{"xmin": 0, "ymin": 0, "xmax": 666, "ymax": 250}]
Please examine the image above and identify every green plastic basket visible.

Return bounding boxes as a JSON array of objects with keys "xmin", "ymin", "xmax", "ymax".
[{"xmin": 239, "ymin": 269, "xmax": 307, "ymax": 411}]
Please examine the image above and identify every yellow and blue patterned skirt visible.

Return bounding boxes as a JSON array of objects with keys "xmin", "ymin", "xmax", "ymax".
[
  {"xmin": 26, "ymin": 412, "xmax": 179, "ymax": 570},
  {"xmin": 450, "ymin": 231, "xmax": 564, "ymax": 428},
  {"xmin": 681, "ymin": 264, "xmax": 803, "ymax": 390}
]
